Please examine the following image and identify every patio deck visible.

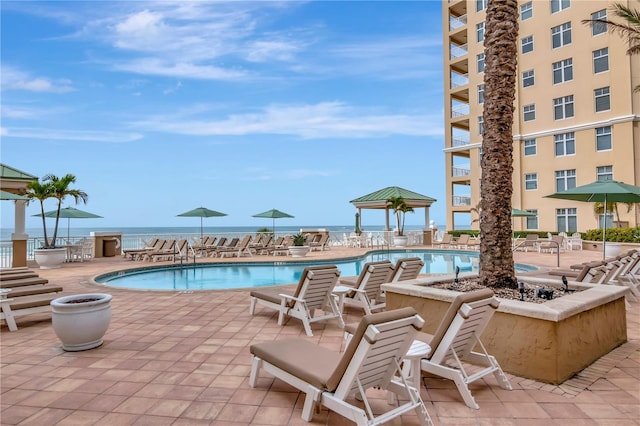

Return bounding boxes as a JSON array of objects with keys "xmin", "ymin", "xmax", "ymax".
[{"xmin": 1, "ymin": 247, "xmax": 638, "ymax": 425}]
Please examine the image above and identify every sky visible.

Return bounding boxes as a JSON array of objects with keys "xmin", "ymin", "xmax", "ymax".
[{"xmin": 1, "ymin": 0, "xmax": 446, "ymax": 231}]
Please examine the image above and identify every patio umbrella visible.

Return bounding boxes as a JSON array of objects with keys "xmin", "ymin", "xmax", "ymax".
[
  {"xmin": 252, "ymin": 208, "xmax": 294, "ymax": 234},
  {"xmin": 545, "ymin": 180, "xmax": 640, "ymax": 258},
  {"xmin": 33, "ymin": 206, "xmax": 103, "ymax": 240},
  {"xmin": 0, "ymin": 190, "xmax": 28, "ymax": 200},
  {"xmin": 177, "ymin": 207, "xmax": 227, "ymax": 239}
]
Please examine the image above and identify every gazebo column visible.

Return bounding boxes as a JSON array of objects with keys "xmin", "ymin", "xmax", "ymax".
[
  {"xmin": 424, "ymin": 207, "xmax": 430, "ymax": 230},
  {"xmin": 11, "ymin": 200, "xmax": 28, "ymax": 267},
  {"xmin": 384, "ymin": 209, "xmax": 390, "ymax": 231}
]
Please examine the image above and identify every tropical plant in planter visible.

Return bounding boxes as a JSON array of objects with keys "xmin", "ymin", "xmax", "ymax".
[
  {"xmin": 23, "ymin": 174, "xmax": 88, "ymax": 268},
  {"xmin": 288, "ymin": 233, "xmax": 310, "ymax": 257},
  {"xmin": 386, "ymin": 196, "xmax": 414, "ymax": 246}
]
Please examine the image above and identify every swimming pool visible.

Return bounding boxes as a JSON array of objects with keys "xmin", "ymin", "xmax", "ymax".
[{"xmin": 95, "ymin": 249, "xmax": 537, "ymax": 291}]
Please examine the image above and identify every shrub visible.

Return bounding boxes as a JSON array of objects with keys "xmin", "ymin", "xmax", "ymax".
[{"xmin": 583, "ymin": 227, "xmax": 640, "ymax": 243}]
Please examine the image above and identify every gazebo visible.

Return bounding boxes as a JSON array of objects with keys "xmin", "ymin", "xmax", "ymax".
[
  {"xmin": 350, "ymin": 186, "xmax": 437, "ymax": 236},
  {"xmin": 0, "ymin": 164, "xmax": 38, "ymax": 267}
]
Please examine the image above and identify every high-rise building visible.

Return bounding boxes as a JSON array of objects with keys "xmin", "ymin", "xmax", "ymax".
[{"xmin": 443, "ymin": 0, "xmax": 639, "ymax": 233}]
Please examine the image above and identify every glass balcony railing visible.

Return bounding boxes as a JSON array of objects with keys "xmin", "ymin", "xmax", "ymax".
[
  {"xmin": 451, "ymin": 104, "xmax": 469, "ymax": 118},
  {"xmin": 449, "ymin": 15, "xmax": 467, "ymax": 31},
  {"xmin": 450, "ymin": 43, "xmax": 468, "ymax": 60},
  {"xmin": 452, "ymin": 137, "xmax": 470, "ymax": 147},
  {"xmin": 453, "ymin": 196, "xmax": 472, "ymax": 206},
  {"xmin": 450, "ymin": 72, "xmax": 468, "ymax": 88},
  {"xmin": 452, "ymin": 167, "xmax": 471, "ymax": 177}
]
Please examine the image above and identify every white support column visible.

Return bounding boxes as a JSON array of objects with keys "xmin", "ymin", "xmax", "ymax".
[
  {"xmin": 424, "ymin": 207, "xmax": 430, "ymax": 230},
  {"xmin": 385, "ymin": 208, "xmax": 390, "ymax": 231},
  {"xmin": 12, "ymin": 200, "xmax": 27, "ymax": 240}
]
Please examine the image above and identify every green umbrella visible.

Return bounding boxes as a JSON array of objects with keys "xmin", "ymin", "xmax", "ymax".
[
  {"xmin": 252, "ymin": 208, "xmax": 294, "ymax": 234},
  {"xmin": 34, "ymin": 206, "xmax": 103, "ymax": 240},
  {"xmin": 177, "ymin": 207, "xmax": 227, "ymax": 239},
  {"xmin": 0, "ymin": 190, "xmax": 28, "ymax": 200},
  {"xmin": 545, "ymin": 180, "xmax": 640, "ymax": 258}
]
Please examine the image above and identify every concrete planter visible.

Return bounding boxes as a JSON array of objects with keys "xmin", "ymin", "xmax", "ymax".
[
  {"xmin": 34, "ymin": 247, "xmax": 67, "ymax": 269},
  {"xmin": 51, "ymin": 293, "xmax": 112, "ymax": 351},
  {"xmin": 288, "ymin": 246, "xmax": 310, "ymax": 258},
  {"xmin": 383, "ymin": 275, "xmax": 628, "ymax": 384},
  {"xmin": 393, "ymin": 236, "xmax": 409, "ymax": 247}
]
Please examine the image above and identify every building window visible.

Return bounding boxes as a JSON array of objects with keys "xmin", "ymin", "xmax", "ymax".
[
  {"xmin": 521, "ymin": 2, "xmax": 533, "ymax": 20},
  {"xmin": 591, "ymin": 9, "xmax": 607, "ymax": 36},
  {"xmin": 554, "ymin": 95, "xmax": 574, "ymax": 120},
  {"xmin": 552, "ymin": 58, "xmax": 573, "ymax": 84},
  {"xmin": 552, "ymin": 22, "xmax": 572, "ymax": 48},
  {"xmin": 522, "ymin": 70, "xmax": 534, "ymax": 87},
  {"xmin": 477, "ymin": 53, "xmax": 485, "ymax": 72},
  {"xmin": 477, "ymin": 84, "xmax": 484, "ymax": 104},
  {"xmin": 556, "ymin": 208, "xmax": 577, "ymax": 233},
  {"xmin": 526, "ymin": 209, "xmax": 538, "ymax": 229},
  {"xmin": 476, "ymin": 0, "xmax": 487, "ymax": 12},
  {"xmin": 595, "ymin": 87, "xmax": 610, "ymax": 112},
  {"xmin": 521, "ymin": 35, "xmax": 534, "ymax": 54},
  {"xmin": 596, "ymin": 126, "xmax": 612, "ymax": 151},
  {"xmin": 599, "ymin": 213, "xmax": 614, "ymax": 229},
  {"xmin": 555, "ymin": 132, "xmax": 575, "ymax": 156},
  {"xmin": 476, "ymin": 22, "xmax": 485, "ymax": 43},
  {"xmin": 593, "ymin": 48, "xmax": 609, "ymax": 73},
  {"xmin": 556, "ymin": 169, "xmax": 576, "ymax": 192},
  {"xmin": 524, "ymin": 139, "xmax": 536, "ymax": 156},
  {"xmin": 551, "ymin": 0, "xmax": 570, "ymax": 13},
  {"xmin": 597, "ymin": 165, "xmax": 613, "ymax": 181},
  {"xmin": 525, "ymin": 173, "xmax": 538, "ymax": 190},
  {"xmin": 478, "ymin": 116, "xmax": 484, "ymax": 135},
  {"xmin": 523, "ymin": 104, "xmax": 536, "ymax": 121}
]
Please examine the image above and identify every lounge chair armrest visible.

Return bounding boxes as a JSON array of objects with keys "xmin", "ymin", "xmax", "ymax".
[{"xmin": 280, "ymin": 294, "xmax": 305, "ymax": 303}]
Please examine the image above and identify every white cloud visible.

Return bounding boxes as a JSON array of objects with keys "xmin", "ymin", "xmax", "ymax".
[
  {"xmin": 3, "ymin": 127, "xmax": 143, "ymax": 143},
  {"xmin": 131, "ymin": 102, "xmax": 443, "ymax": 139},
  {"xmin": 1, "ymin": 66, "xmax": 75, "ymax": 93}
]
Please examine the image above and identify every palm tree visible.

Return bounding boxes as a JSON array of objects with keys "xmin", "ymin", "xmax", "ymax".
[
  {"xmin": 386, "ymin": 196, "xmax": 414, "ymax": 236},
  {"xmin": 582, "ymin": 3, "xmax": 640, "ymax": 91},
  {"xmin": 23, "ymin": 174, "xmax": 88, "ymax": 248},
  {"xmin": 48, "ymin": 174, "xmax": 88, "ymax": 246},
  {"xmin": 479, "ymin": 0, "xmax": 518, "ymax": 289}
]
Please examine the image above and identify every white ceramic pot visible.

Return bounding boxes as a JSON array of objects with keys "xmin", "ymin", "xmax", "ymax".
[
  {"xmin": 393, "ymin": 236, "xmax": 409, "ymax": 247},
  {"xmin": 288, "ymin": 246, "xmax": 310, "ymax": 258},
  {"xmin": 51, "ymin": 293, "xmax": 112, "ymax": 351},
  {"xmin": 34, "ymin": 247, "xmax": 67, "ymax": 269}
]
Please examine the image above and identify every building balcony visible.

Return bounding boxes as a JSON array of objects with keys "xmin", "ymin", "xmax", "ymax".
[
  {"xmin": 449, "ymin": 14, "xmax": 467, "ymax": 31},
  {"xmin": 451, "ymin": 104, "xmax": 469, "ymax": 118},
  {"xmin": 450, "ymin": 43, "xmax": 468, "ymax": 60},
  {"xmin": 452, "ymin": 137, "xmax": 470, "ymax": 147},
  {"xmin": 452, "ymin": 167, "xmax": 471, "ymax": 177},
  {"xmin": 450, "ymin": 72, "xmax": 468, "ymax": 89}
]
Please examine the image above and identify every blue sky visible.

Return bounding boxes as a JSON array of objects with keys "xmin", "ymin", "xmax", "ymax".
[{"xmin": 1, "ymin": 1, "xmax": 445, "ymax": 230}]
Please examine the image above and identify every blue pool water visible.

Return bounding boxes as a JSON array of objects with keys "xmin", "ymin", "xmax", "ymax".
[{"xmin": 95, "ymin": 250, "xmax": 537, "ymax": 291}]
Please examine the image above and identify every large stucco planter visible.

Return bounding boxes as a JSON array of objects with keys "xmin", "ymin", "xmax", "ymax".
[
  {"xmin": 34, "ymin": 247, "xmax": 67, "ymax": 269},
  {"xmin": 383, "ymin": 274, "xmax": 628, "ymax": 384},
  {"xmin": 51, "ymin": 293, "xmax": 112, "ymax": 351}
]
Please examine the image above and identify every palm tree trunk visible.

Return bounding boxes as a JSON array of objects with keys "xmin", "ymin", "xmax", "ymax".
[{"xmin": 479, "ymin": 0, "xmax": 518, "ymax": 288}]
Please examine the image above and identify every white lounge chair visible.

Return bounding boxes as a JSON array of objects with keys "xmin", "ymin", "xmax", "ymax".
[
  {"xmin": 418, "ymin": 288, "xmax": 512, "ymax": 409},
  {"xmin": 249, "ymin": 265, "xmax": 343, "ymax": 336},
  {"xmin": 337, "ymin": 260, "xmax": 395, "ymax": 315},
  {"xmin": 249, "ymin": 307, "xmax": 433, "ymax": 425}
]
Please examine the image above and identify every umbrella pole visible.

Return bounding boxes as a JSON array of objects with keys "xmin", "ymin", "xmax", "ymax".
[
  {"xmin": 200, "ymin": 217, "xmax": 204, "ymax": 240},
  {"xmin": 602, "ymin": 194, "xmax": 607, "ymax": 260}
]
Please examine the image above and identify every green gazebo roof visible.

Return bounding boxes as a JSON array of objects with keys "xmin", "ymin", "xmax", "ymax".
[
  {"xmin": 350, "ymin": 186, "xmax": 436, "ymax": 209},
  {"xmin": 0, "ymin": 164, "xmax": 37, "ymax": 181}
]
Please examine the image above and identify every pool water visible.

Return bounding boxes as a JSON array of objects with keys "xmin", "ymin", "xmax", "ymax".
[{"xmin": 96, "ymin": 250, "xmax": 536, "ymax": 291}]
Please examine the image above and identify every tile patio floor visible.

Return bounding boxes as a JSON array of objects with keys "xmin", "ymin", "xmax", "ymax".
[{"xmin": 1, "ymin": 247, "xmax": 638, "ymax": 425}]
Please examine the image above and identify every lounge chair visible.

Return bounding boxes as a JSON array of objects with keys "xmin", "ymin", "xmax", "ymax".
[
  {"xmin": 249, "ymin": 307, "xmax": 433, "ymax": 426},
  {"xmin": 388, "ymin": 257, "xmax": 425, "ymax": 282},
  {"xmin": 454, "ymin": 234, "xmax": 471, "ymax": 249},
  {"xmin": 517, "ymin": 234, "xmax": 539, "ymax": 252},
  {"xmin": 0, "ymin": 270, "xmax": 63, "ymax": 331},
  {"xmin": 538, "ymin": 235, "xmax": 564, "ymax": 253},
  {"xmin": 142, "ymin": 239, "xmax": 177, "ymax": 262},
  {"xmin": 309, "ymin": 233, "xmax": 330, "ymax": 251},
  {"xmin": 543, "ymin": 261, "xmax": 608, "ymax": 284},
  {"xmin": 418, "ymin": 288, "xmax": 512, "ymax": 409},
  {"xmin": 336, "ymin": 261, "xmax": 395, "ymax": 315},
  {"xmin": 249, "ymin": 265, "xmax": 344, "ymax": 336},
  {"xmin": 258, "ymin": 236, "xmax": 284, "ymax": 255},
  {"xmin": 123, "ymin": 238, "xmax": 164, "ymax": 260},
  {"xmin": 204, "ymin": 237, "xmax": 227, "ymax": 256},
  {"xmin": 432, "ymin": 233, "xmax": 452, "ymax": 248},
  {"xmin": 148, "ymin": 239, "xmax": 189, "ymax": 262},
  {"xmin": 218, "ymin": 235, "xmax": 253, "ymax": 258}
]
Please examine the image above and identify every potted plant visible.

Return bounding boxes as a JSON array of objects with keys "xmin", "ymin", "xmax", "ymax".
[
  {"xmin": 386, "ymin": 196, "xmax": 414, "ymax": 246},
  {"xmin": 51, "ymin": 293, "xmax": 112, "ymax": 351},
  {"xmin": 288, "ymin": 233, "xmax": 310, "ymax": 257},
  {"xmin": 23, "ymin": 174, "xmax": 88, "ymax": 269}
]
